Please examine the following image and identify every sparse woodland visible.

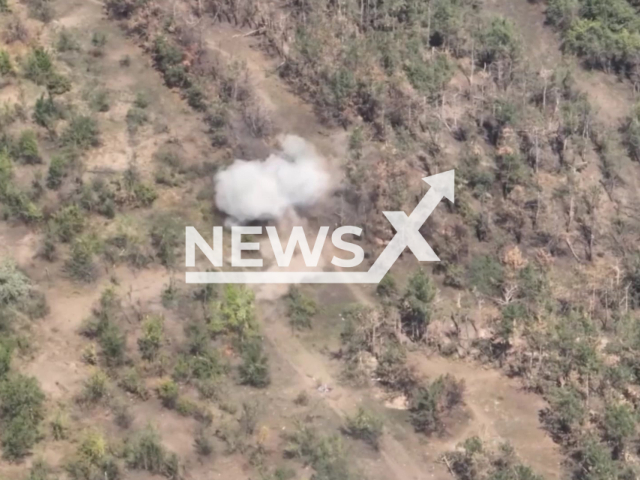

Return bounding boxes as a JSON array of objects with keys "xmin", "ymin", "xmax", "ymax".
[{"xmin": 2, "ymin": 0, "xmax": 640, "ymax": 479}]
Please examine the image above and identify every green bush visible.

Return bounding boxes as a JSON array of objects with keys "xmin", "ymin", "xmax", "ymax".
[
  {"xmin": 25, "ymin": 0, "xmax": 54, "ymax": 22},
  {"xmin": 125, "ymin": 426, "xmax": 179, "ymax": 477},
  {"xmin": 467, "ymin": 255, "xmax": 504, "ymax": 296},
  {"xmin": 238, "ymin": 339, "xmax": 270, "ymax": 388},
  {"xmin": 2, "ymin": 186, "xmax": 43, "ymax": 223},
  {"xmin": 64, "ymin": 236, "xmax": 100, "ymax": 283},
  {"xmin": 51, "ymin": 204, "xmax": 85, "ymax": 242},
  {"xmin": 284, "ymin": 425, "xmax": 355, "ymax": 480},
  {"xmin": 46, "ymin": 153, "xmax": 71, "ymax": 189},
  {"xmin": 104, "ymin": 0, "xmax": 145, "ymax": 18},
  {"xmin": 404, "ymin": 53, "xmax": 453, "ymax": 101},
  {"xmin": 194, "ymin": 427, "xmax": 213, "ymax": 456},
  {"xmin": 185, "ymin": 84, "xmax": 207, "ymax": 111},
  {"xmin": 286, "ymin": 286, "xmax": 317, "ymax": 330},
  {"xmin": 0, "ymin": 374, "xmax": 46, "ymax": 459},
  {"xmin": 26, "ymin": 459, "xmax": 52, "ymax": 480},
  {"xmin": 89, "ymin": 89, "xmax": 110, "ymax": 113},
  {"xmin": 542, "ymin": 386, "xmax": 585, "ymax": 439},
  {"xmin": 157, "ymin": 379, "xmax": 179, "ymax": 409},
  {"xmin": 77, "ymin": 178, "xmax": 116, "ymax": 218},
  {"xmin": 0, "ymin": 260, "xmax": 31, "ymax": 306},
  {"xmin": 34, "ymin": 94, "xmax": 64, "ymax": 130},
  {"xmin": 23, "ymin": 47, "xmax": 54, "ymax": 85},
  {"xmin": 151, "ymin": 36, "xmax": 191, "ymax": 89},
  {"xmin": 0, "ymin": 343, "xmax": 11, "ymax": 378},
  {"xmin": 409, "ymin": 374, "xmax": 465, "ymax": 436},
  {"xmin": 80, "ymin": 370, "xmax": 109, "ymax": 404},
  {"xmin": 126, "ymin": 107, "xmax": 148, "ymax": 134},
  {"xmin": 60, "ymin": 116, "xmax": 100, "ymax": 150},
  {"xmin": 149, "ymin": 213, "xmax": 182, "ymax": 267},
  {"xmin": 99, "ymin": 322, "xmax": 126, "ymax": 367},
  {"xmin": 138, "ymin": 315, "xmax": 164, "ymax": 361},
  {"xmin": 66, "ymin": 429, "xmax": 120, "ymax": 480},
  {"xmin": 400, "ymin": 269, "xmax": 436, "ymax": 341},
  {"xmin": 0, "ymin": 50, "xmax": 13, "ymax": 76},
  {"xmin": 344, "ymin": 408, "xmax": 383, "ymax": 449},
  {"xmin": 15, "ymin": 130, "xmax": 41, "ymax": 164},
  {"xmin": 476, "ymin": 17, "xmax": 521, "ymax": 66},
  {"xmin": 603, "ymin": 403, "xmax": 636, "ymax": 458},
  {"xmin": 56, "ymin": 28, "xmax": 80, "ymax": 52},
  {"xmin": 118, "ymin": 368, "xmax": 148, "ymax": 400}
]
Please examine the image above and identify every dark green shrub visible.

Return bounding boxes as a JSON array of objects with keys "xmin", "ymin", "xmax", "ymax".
[
  {"xmin": 34, "ymin": 94, "xmax": 64, "ymax": 130},
  {"xmin": 541, "ymin": 386, "xmax": 585, "ymax": 439},
  {"xmin": 25, "ymin": 0, "xmax": 54, "ymax": 22},
  {"xmin": 125, "ymin": 427, "xmax": 177, "ymax": 477},
  {"xmin": 238, "ymin": 339, "xmax": 270, "ymax": 388},
  {"xmin": 15, "ymin": 130, "xmax": 41, "ymax": 164},
  {"xmin": 125, "ymin": 107, "xmax": 148, "ymax": 134},
  {"xmin": 138, "ymin": 315, "xmax": 164, "ymax": 361},
  {"xmin": 0, "ymin": 50, "xmax": 13, "ymax": 76},
  {"xmin": 149, "ymin": 213, "xmax": 182, "ymax": 267},
  {"xmin": 2, "ymin": 186, "xmax": 43, "ymax": 223},
  {"xmin": 286, "ymin": 287, "xmax": 317, "ymax": 330},
  {"xmin": 343, "ymin": 408, "xmax": 383, "ymax": 449},
  {"xmin": 80, "ymin": 370, "xmax": 109, "ymax": 404},
  {"xmin": 89, "ymin": 89, "xmax": 110, "ymax": 113},
  {"xmin": 151, "ymin": 36, "xmax": 191, "ymax": 89},
  {"xmin": 409, "ymin": 374, "xmax": 465, "ymax": 436},
  {"xmin": 23, "ymin": 47, "xmax": 54, "ymax": 85},
  {"xmin": 0, "ymin": 343, "xmax": 11, "ymax": 378},
  {"xmin": 64, "ymin": 236, "xmax": 99, "ymax": 283},
  {"xmin": 157, "ymin": 379, "xmax": 179, "ymax": 408},
  {"xmin": 185, "ymin": 84, "xmax": 207, "ymax": 111},
  {"xmin": 99, "ymin": 322, "xmax": 126, "ymax": 367},
  {"xmin": 51, "ymin": 204, "xmax": 85, "ymax": 242},
  {"xmin": 60, "ymin": 116, "xmax": 100, "ymax": 150},
  {"xmin": 476, "ymin": 17, "xmax": 521, "ymax": 66},
  {"xmin": 194, "ymin": 427, "xmax": 213, "ymax": 456},
  {"xmin": 104, "ymin": 0, "xmax": 145, "ymax": 18},
  {"xmin": 118, "ymin": 368, "xmax": 149, "ymax": 400},
  {"xmin": 46, "ymin": 153, "xmax": 71, "ymax": 189},
  {"xmin": 400, "ymin": 269, "xmax": 436, "ymax": 341},
  {"xmin": 467, "ymin": 255, "xmax": 504, "ymax": 296},
  {"xmin": 133, "ymin": 92, "xmax": 149, "ymax": 109},
  {"xmin": 0, "ymin": 374, "xmax": 46, "ymax": 459},
  {"xmin": 56, "ymin": 28, "xmax": 80, "ymax": 52}
]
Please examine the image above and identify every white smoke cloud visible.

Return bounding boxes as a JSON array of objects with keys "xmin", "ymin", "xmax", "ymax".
[{"xmin": 214, "ymin": 135, "xmax": 330, "ymax": 224}]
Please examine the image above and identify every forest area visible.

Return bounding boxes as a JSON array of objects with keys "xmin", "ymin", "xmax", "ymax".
[{"xmin": 2, "ymin": 0, "xmax": 640, "ymax": 480}]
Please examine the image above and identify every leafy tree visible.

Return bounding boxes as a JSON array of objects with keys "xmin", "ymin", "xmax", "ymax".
[
  {"xmin": 400, "ymin": 269, "xmax": 436, "ymax": 341},
  {"xmin": 476, "ymin": 17, "xmax": 521, "ymax": 66}
]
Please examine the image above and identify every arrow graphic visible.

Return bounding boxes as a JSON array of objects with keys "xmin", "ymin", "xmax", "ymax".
[{"xmin": 186, "ymin": 170, "xmax": 455, "ymax": 284}]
